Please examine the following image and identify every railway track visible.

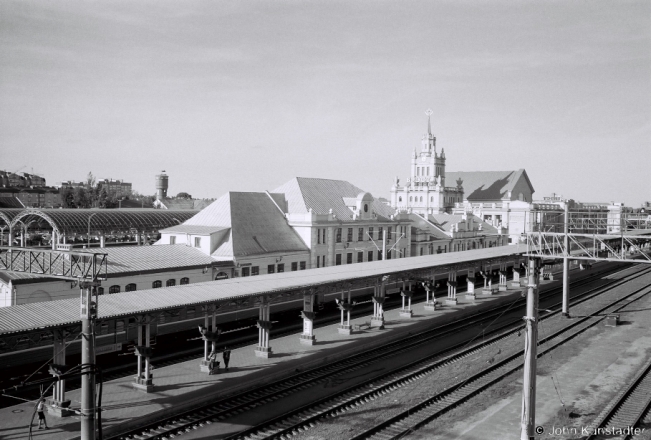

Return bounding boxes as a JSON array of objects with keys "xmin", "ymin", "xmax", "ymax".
[
  {"xmin": 350, "ymin": 285, "xmax": 651, "ymax": 440},
  {"xmin": 585, "ymin": 345, "xmax": 651, "ymax": 439},
  {"xmin": 111, "ymin": 265, "xmax": 650, "ymax": 440}
]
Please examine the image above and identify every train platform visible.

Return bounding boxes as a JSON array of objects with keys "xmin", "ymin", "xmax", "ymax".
[{"xmin": 0, "ymin": 283, "xmax": 532, "ymax": 440}]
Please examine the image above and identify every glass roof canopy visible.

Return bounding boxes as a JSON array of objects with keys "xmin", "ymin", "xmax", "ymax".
[{"xmin": 0, "ymin": 208, "xmax": 198, "ymax": 235}]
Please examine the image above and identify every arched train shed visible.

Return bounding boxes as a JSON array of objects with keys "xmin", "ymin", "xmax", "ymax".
[{"xmin": 0, "ymin": 208, "xmax": 198, "ymax": 247}]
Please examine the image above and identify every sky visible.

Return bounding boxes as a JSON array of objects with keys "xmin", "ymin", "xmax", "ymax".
[{"xmin": 1, "ymin": 1, "xmax": 649, "ymax": 206}]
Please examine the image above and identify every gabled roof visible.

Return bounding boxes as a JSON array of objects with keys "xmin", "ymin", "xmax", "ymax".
[
  {"xmin": 446, "ymin": 169, "xmax": 534, "ymax": 202},
  {"xmin": 159, "ymin": 225, "xmax": 229, "ymax": 235},
  {"xmin": 157, "ymin": 198, "xmax": 196, "ymax": 210},
  {"xmin": 273, "ymin": 177, "xmax": 398, "ymax": 222},
  {"xmin": 427, "ymin": 213, "xmax": 499, "ymax": 234},
  {"xmin": 405, "ymin": 213, "xmax": 450, "ymax": 239},
  {"xmin": 184, "ymin": 192, "xmax": 309, "ymax": 258}
]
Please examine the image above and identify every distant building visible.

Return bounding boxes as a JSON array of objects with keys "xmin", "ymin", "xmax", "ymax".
[
  {"xmin": 0, "ymin": 170, "xmax": 60, "ymax": 208},
  {"xmin": 0, "ymin": 171, "xmax": 46, "ymax": 188},
  {"xmin": 97, "ymin": 179, "xmax": 132, "ymax": 197}
]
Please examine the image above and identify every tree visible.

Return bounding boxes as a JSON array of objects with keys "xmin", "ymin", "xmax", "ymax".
[
  {"xmin": 176, "ymin": 192, "xmax": 192, "ymax": 199},
  {"xmin": 73, "ymin": 187, "xmax": 90, "ymax": 208},
  {"xmin": 61, "ymin": 187, "xmax": 75, "ymax": 208}
]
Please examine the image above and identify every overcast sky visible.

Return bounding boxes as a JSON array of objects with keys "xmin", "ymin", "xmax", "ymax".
[{"xmin": 1, "ymin": 1, "xmax": 649, "ymax": 206}]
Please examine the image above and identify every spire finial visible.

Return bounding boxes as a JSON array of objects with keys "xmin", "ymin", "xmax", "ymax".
[{"xmin": 425, "ymin": 108, "xmax": 433, "ymax": 135}]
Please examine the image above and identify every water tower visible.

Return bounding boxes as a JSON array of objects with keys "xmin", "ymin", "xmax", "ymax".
[{"xmin": 155, "ymin": 171, "xmax": 168, "ymax": 200}]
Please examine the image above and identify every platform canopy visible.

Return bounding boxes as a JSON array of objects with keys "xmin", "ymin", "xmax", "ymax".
[{"xmin": 3, "ymin": 208, "xmax": 198, "ymax": 235}]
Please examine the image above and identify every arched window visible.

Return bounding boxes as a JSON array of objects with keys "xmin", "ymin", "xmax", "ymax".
[
  {"xmin": 398, "ymin": 196, "xmax": 402, "ymax": 202},
  {"xmin": 215, "ymin": 272, "xmax": 228, "ymax": 280},
  {"xmin": 180, "ymin": 277, "xmax": 189, "ymax": 285},
  {"xmin": 409, "ymin": 196, "xmax": 412, "ymax": 202},
  {"xmin": 125, "ymin": 283, "xmax": 137, "ymax": 292},
  {"xmin": 109, "ymin": 285, "xmax": 120, "ymax": 294},
  {"xmin": 430, "ymin": 196, "xmax": 433, "ymax": 202},
  {"xmin": 420, "ymin": 196, "xmax": 423, "ymax": 202},
  {"xmin": 152, "ymin": 280, "xmax": 162, "ymax": 289},
  {"xmin": 166, "ymin": 279, "xmax": 176, "ymax": 287}
]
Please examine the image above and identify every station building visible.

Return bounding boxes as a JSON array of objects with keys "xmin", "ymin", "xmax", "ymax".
[{"xmin": 157, "ymin": 178, "xmax": 413, "ymax": 278}]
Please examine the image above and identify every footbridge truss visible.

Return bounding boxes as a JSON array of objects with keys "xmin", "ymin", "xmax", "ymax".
[
  {"xmin": 0, "ymin": 245, "xmax": 108, "ymax": 281},
  {"xmin": 525, "ymin": 231, "xmax": 651, "ymax": 264}
]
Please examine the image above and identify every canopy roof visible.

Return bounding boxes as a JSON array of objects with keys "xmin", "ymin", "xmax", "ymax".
[{"xmin": 1, "ymin": 208, "xmax": 198, "ymax": 235}]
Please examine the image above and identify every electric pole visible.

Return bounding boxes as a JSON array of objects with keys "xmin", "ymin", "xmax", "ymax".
[
  {"xmin": 80, "ymin": 281, "xmax": 97, "ymax": 440},
  {"xmin": 562, "ymin": 203, "xmax": 570, "ymax": 316},
  {"xmin": 521, "ymin": 258, "xmax": 540, "ymax": 440}
]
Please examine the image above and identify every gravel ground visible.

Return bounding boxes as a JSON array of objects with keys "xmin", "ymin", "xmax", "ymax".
[{"xmin": 293, "ymin": 271, "xmax": 651, "ymax": 440}]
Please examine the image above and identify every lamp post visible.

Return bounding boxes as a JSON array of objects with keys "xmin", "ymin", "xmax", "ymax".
[{"xmin": 87, "ymin": 213, "xmax": 98, "ymax": 248}]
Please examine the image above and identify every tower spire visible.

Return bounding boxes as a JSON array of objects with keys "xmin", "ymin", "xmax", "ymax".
[{"xmin": 425, "ymin": 108, "xmax": 433, "ymax": 135}]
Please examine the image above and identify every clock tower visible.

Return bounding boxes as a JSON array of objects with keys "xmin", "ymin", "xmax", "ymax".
[{"xmin": 390, "ymin": 109, "xmax": 462, "ymax": 214}]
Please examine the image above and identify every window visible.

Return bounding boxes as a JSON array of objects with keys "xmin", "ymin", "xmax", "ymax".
[
  {"xmin": 170, "ymin": 236, "xmax": 176, "ymax": 245},
  {"xmin": 97, "ymin": 287, "xmax": 104, "ymax": 295},
  {"xmin": 251, "ymin": 266, "xmax": 259, "ymax": 276},
  {"xmin": 242, "ymin": 267, "xmax": 250, "ymax": 277},
  {"xmin": 420, "ymin": 248, "xmax": 424, "ymax": 256},
  {"xmin": 347, "ymin": 228, "xmax": 353, "ymax": 242},
  {"xmin": 358, "ymin": 228, "xmax": 364, "ymax": 241},
  {"xmin": 215, "ymin": 272, "xmax": 229, "ymax": 280},
  {"xmin": 322, "ymin": 229, "xmax": 326, "ymax": 243},
  {"xmin": 125, "ymin": 283, "xmax": 137, "ymax": 292},
  {"xmin": 109, "ymin": 285, "xmax": 120, "ymax": 294},
  {"xmin": 346, "ymin": 253, "xmax": 353, "ymax": 264},
  {"xmin": 116, "ymin": 320, "xmax": 124, "ymax": 332},
  {"xmin": 378, "ymin": 250, "xmax": 382, "ymax": 261},
  {"xmin": 368, "ymin": 227, "xmax": 374, "ymax": 240},
  {"xmin": 291, "ymin": 262, "xmax": 298, "ymax": 271},
  {"xmin": 322, "ymin": 256, "xmax": 326, "ymax": 267},
  {"xmin": 194, "ymin": 237, "xmax": 201, "ymax": 248},
  {"xmin": 386, "ymin": 250, "xmax": 392, "ymax": 260},
  {"xmin": 336, "ymin": 228, "xmax": 342, "ymax": 243},
  {"xmin": 317, "ymin": 229, "xmax": 321, "ymax": 244},
  {"xmin": 300, "ymin": 261, "xmax": 306, "ymax": 270},
  {"xmin": 378, "ymin": 227, "xmax": 383, "ymax": 240},
  {"xmin": 166, "ymin": 279, "xmax": 176, "ymax": 287},
  {"xmin": 399, "ymin": 196, "xmax": 402, "ymax": 202},
  {"xmin": 316, "ymin": 257, "xmax": 321, "ymax": 268},
  {"xmin": 335, "ymin": 254, "xmax": 342, "ymax": 265},
  {"xmin": 358, "ymin": 251, "xmax": 363, "ymax": 263},
  {"xmin": 277, "ymin": 263, "xmax": 285, "ymax": 273},
  {"xmin": 388, "ymin": 227, "xmax": 392, "ymax": 241},
  {"xmin": 368, "ymin": 251, "xmax": 373, "ymax": 262},
  {"xmin": 154, "ymin": 281, "xmax": 164, "ymax": 289},
  {"xmin": 268, "ymin": 264, "xmax": 275, "ymax": 274},
  {"xmin": 180, "ymin": 277, "xmax": 190, "ymax": 285}
]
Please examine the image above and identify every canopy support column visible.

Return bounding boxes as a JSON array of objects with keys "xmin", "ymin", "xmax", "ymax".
[
  {"xmin": 48, "ymin": 329, "xmax": 73, "ymax": 417},
  {"xmin": 255, "ymin": 296, "xmax": 272, "ymax": 357},
  {"xmin": 371, "ymin": 277, "xmax": 386, "ymax": 329},
  {"xmin": 300, "ymin": 290, "xmax": 316, "ymax": 345},
  {"xmin": 446, "ymin": 267, "xmax": 458, "ymax": 305},
  {"xmin": 132, "ymin": 319, "xmax": 154, "ymax": 392},
  {"xmin": 399, "ymin": 279, "xmax": 413, "ymax": 317},
  {"xmin": 465, "ymin": 267, "xmax": 477, "ymax": 301}
]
